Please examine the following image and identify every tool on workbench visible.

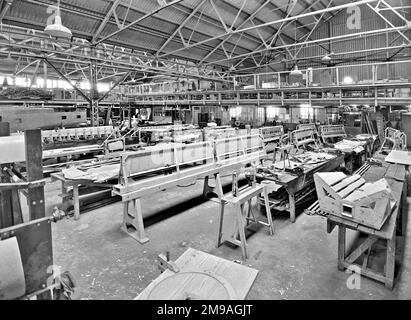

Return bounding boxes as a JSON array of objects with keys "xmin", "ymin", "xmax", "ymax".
[{"xmin": 314, "ymin": 171, "xmax": 397, "ymax": 229}]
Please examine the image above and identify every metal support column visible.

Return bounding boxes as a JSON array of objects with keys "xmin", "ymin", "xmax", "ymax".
[{"xmin": 90, "ymin": 47, "xmax": 99, "ymax": 127}]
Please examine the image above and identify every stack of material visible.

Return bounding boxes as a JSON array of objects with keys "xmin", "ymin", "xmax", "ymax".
[
  {"xmin": 333, "ymin": 139, "xmax": 365, "ymax": 154},
  {"xmin": 62, "ymin": 163, "xmax": 120, "ymax": 183},
  {"xmin": 273, "ymin": 151, "xmax": 334, "ymax": 170}
]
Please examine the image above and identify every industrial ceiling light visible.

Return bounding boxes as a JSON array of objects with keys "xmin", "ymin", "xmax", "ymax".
[
  {"xmin": 1, "ymin": 52, "xmax": 17, "ymax": 69},
  {"xmin": 0, "ymin": 25, "xmax": 17, "ymax": 72},
  {"xmin": 321, "ymin": 54, "xmax": 332, "ymax": 62},
  {"xmin": 290, "ymin": 64, "xmax": 302, "ymax": 76},
  {"xmin": 289, "ymin": 19, "xmax": 302, "ymax": 77},
  {"xmin": 44, "ymin": 0, "xmax": 72, "ymax": 38}
]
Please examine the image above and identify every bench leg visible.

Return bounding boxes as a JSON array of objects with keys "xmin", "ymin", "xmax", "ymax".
[
  {"xmin": 217, "ymin": 202, "xmax": 225, "ymax": 248},
  {"xmin": 263, "ymin": 188, "xmax": 274, "ymax": 235},
  {"xmin": 121, "ymin": 199, "xmax": 150, "ymax": 244},
  {"xmin": 60, "ymin": 181, "xmax": 70, "ymax": 212},
  {"xmin": 202, "ymin": 176, "xmax": 211, "ymax": 198},
  {"xmin": 289, "ymin": 192, "xmax": 296, "ymax": 223},
  {"xmin": 385, "ymin": 237, "xmax": 396, "ymax": 289},
  {"xmin": 73, "ymin": 184, "xmax": 80, "ymax": 221},
  {"xmin": 338, "ymin": 226, "xmax": 346, "ymax": 271}
]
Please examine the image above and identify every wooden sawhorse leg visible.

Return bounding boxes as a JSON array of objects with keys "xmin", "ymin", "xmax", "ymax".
[
  {"xmin": 235, "ymin": 203, "xmax": 248, "ymax": 260},
  {"xmin": 217, "ymin": 185, "xmax": 275, "ymax": 260},
  {"xmin": 216, "ymin": 201, "xmax": 248, "ymax": 259},
  {"xmin": 121, "ymin": 198, "xmax": 149, "ymax": 244}
]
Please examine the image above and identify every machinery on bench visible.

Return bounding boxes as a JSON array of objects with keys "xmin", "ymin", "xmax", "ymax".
[
  {"xmin": 112, "ymin": 134, "xmax": 268, "ymax": 245},
  {"xmin": 0, "ymin": 123, "xmax": 74, "ymax": 300}
]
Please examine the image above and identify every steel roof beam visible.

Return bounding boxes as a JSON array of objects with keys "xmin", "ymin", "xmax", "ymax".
[
  {"xmin": 158, "ymin": 0, "xmax": 379, "ymax": 59},
  {"xmin": 92, "ymin": 0, "xmax": 122, "ymax": 43},
  {"xmin": 206, "ymin": 25, "xmax": 409, "ymax": 65},
  {"xmin": 0, "ymin": 0, "xmax": 13, "ymax": 23},
  {"xmin": 156, "ymin": 0, "xmax": 208, "ymax": 56},
  {"xmin": 95, "ymin": 0, "xmax": 185, "ymax": 45}
]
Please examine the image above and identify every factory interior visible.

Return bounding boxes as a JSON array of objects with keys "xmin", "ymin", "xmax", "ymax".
[{"xmin": 1, "ymin": 0, "xmax": 411, "ymax": 302}]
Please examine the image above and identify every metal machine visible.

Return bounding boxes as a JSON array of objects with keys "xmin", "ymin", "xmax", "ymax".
[{"xmin": 0, "ymin": 123, "xmax": 74, "ymax": 300}]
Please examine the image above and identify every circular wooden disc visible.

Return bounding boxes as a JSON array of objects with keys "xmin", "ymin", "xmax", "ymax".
[{"xmin": 146, "ymin": 271, "xmax": 237, "ymax": 300}]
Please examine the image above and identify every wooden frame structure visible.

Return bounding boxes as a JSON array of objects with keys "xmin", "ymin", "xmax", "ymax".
[
  {"xmin": 296, "ymin": 123, "xmax": 317, "ymax": 133},
  {"xmin": 379, "ymin": 127, "xmax": 407, "ymax": 153},
  {"xmin": 319, "ymin": 125, "xmax": 347, "ymax": 144},
  {"xmin": 289, "ymin": 127, "xmax": 319, "ymax": 150},
  {"xmin": 112, "ymin": 135, "xmax": 267, "ymax": 243}
]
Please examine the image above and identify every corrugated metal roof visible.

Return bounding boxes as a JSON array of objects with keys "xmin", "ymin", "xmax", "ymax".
[{"xmin": 2, "ymin": 0, "xmax": 409, "ymax": 72}]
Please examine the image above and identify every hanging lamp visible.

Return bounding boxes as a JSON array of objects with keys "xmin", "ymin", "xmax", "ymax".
[
  {"xmin": 44, "ymin": 0, "xmax": 72, "ymax": 38},
  {"xmin": 321, "ymin": 54, "xmax": 332, "ymax": 62},
  {"xmin": 290, "ymin": 20, "xmax": 302, "ymax": 76},
  {"xmin": 290, "ymin": 64, "xmax": 302, "ymax": 76},
  {"xmin": 0, "ymin": 25, "xmax": 17, "ymax": 72}
]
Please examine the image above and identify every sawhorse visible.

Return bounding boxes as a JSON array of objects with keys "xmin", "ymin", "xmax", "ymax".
[{"xmin": 217, "ymin": 183, "xmax": 274, "ymax": 260}]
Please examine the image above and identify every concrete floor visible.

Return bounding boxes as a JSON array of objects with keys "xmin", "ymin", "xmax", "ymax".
[{"xmin": 42, "ymin": 175, "xmax": 411, "ymax": 300}]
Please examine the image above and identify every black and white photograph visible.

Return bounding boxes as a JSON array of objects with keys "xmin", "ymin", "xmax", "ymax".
[{"xmin": 0, "ymin": 0, "xmax": 410, "ymax": 309}]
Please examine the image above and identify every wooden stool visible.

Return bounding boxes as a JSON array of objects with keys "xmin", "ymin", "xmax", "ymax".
[{"xmin": 217, "ymin": 184, "xmax": 274, "ymax": 260}]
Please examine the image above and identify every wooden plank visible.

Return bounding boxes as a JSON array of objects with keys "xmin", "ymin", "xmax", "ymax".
[
  {"xmin": 332, "ymin": 174, "xmax": 362, "ymax": 192},
  {"xmin": 345, "ymin": 235, "xmax": 378, "ymax": 265},
  {"xmin": 342, "ymin": 261, "xmax": 387, "ymax": 283},
  {"xmin": 315, "ymin": 172, "xmax": 346, "ymax": 186},
  {"xmin": 136, "ymin": 248, "xmax": 258, "ymax": 300},
  {"xmin": 385, "ymin": 150, "xmax": 411, "ymax": 166},
  {"xmin": 0, "ymin": 122, "xmax": 17, "ymax": 229},
  {"xmin": 25, "ymin": 130, "xmax": 46, "ymax": 220},
  {"xmin": 338, "ymin": 177, "xmax": 366, "ymax": 198}
]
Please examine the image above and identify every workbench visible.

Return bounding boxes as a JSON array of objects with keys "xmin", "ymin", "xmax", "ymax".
[
  {"xmin": 256, "ymin": 152, "xmax": 344, "ymax": 222},
  {"xmin": 326, "ymin": 161, "xmax": 407, "ymax": 289}
]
